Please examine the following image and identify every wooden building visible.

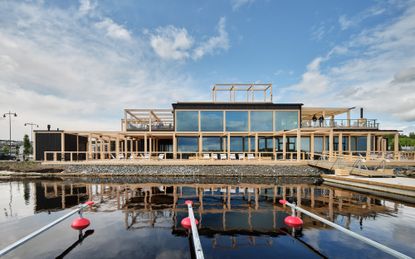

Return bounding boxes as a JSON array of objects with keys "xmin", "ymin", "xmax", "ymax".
[{"xmin": 34, "ymin": 84, "xmax": 403, "ymax": 162}]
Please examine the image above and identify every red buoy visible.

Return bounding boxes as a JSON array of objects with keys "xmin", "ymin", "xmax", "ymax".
[
  {"xmin": 181, "ymin": 217, "xmax": 199, "ymax": 229},
  {"xmin": 284, "ymin": 215, "xmax": 303, "ymax": 228},
  {"xmin": 71, "ymin": 217, "xmax": 90, "ymax": 230},
  {"xmin": 84, "ymin": 201, "xmax": 94, "ymax": 206},
  {"xmin": 185, "ymin": 200, "xmax": 193, "ymax": 206}
]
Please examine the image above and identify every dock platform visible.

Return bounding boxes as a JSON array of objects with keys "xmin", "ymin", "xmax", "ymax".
[{"xmin": 322, "ymin": 174, "xmax": 415, "ymax": 198}]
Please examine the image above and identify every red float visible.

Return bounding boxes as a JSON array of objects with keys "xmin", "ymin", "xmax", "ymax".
[
  {"xmin": 84, "ymin": 201, "xmax": 94, "ymax": 206},
  {"xmin": 279, "ymin": 199, "xmax": 287, "ymax": 205},
  {"xmin": 71, "ymin": 217, "xmax": 91, "ymax": 230},
  {"xmin": 181, "ymin": 217, "xmax": 199, "ymax": 229},
  {"xmin": 284, "ymin": 215, "xmax": 303, "ymax": 228},
  {"xmin": 185, "ymin": 200, "xmax": 193, "ymax": 206}
]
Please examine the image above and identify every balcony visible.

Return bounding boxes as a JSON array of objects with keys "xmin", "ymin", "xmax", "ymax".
[
  {"xmin": 123, "ymin": 109, "xmax": 174, "ymax": 132},
  {"xmin": 301, "ymin": 119, "xmax": 379, "ymax": 129}
]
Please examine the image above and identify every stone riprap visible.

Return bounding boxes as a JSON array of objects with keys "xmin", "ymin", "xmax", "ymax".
[{"xmin": 63, "ymin": 164, "xmax": 324, "ymax": 177}]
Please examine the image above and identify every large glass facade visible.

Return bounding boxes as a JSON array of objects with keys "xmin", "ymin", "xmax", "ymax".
[
  {"xmin": 176, "ymin": 111, "xmax": 198, "ymax": 132},
  {"xmin": 275, "ymin": 111, "xmax": 299, "ymax": 131},
  {"xmin": 226, "ymin": 111, "xmax": 248, "ymax": 132},
  {"xmin": 177, "ymin": 137, "xmax": 198, "ymax": 152},
  {"xmin": 301, "ymin": 137, "xmax": 310, "ymax": 152},
  {"xmin": 250, "ymin": 111, "xmax": 273, "ymax": 132},
  {"xmin": 258, "ymin": 137, "xmax": 273, "ymax": 152},
  {"xmin": 200, "ymin": 111, "xmax": 223, "ymax": 131},
  {"xmin": 202, "ymin": 137, "xmax": 225, "ymax": 152}
]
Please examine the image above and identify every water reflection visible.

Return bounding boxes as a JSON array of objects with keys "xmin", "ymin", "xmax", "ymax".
[{"xmin": 0, "ymin": 177, "xmax": 414, "ymax": 258}]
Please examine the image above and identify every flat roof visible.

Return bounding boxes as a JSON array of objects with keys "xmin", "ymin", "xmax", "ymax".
[{"xmin": 172, "ymin": 102, "xmax": 303, "ymax": 110}]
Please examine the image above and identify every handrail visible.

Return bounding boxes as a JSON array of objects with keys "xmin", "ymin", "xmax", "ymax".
[
  {"xmin": 0, "ymin": 202, "xmax": 94, "ymax": 257},
  {"xmin": 280, "ymin": 200, "xmax": 411, "ymax": 259},
  {"xmin": 185, "ymin": 201, "xmax": 204, "ymax": 259}
]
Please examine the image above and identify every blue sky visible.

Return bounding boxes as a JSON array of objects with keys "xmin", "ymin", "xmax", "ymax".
[{"xmin": 0, "ymin": 0, "xmax": 414, "ymax": 139}]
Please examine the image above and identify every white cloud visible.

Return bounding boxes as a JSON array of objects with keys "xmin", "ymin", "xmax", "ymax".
[
  {"xmin": 338, "ymin": 5, "xmax": 386, "ymax": 30},
  {"xmin": 0, "ymin": 1, "xmax": 201, "ymax": 140},
  {"xmin": 193, "ymin": 17, "xmax": 229, "ymax": 60},
  {"xmin": 149, "ymin": 26, "xmax": 194, "ymax": 60},
  {"xmin": 287, "ymin": 1, "xmax": 415, "ymax": 129},
  {"xmin": 95, "ymin": 18, "xmax": 132, "ymax": 41},
  {"xmin": 288, "ymin": 57, "xmax": 329, "ymax": 95},
  {"xmin": 78, "ymin": 0, "xmax": 96, "ymax": 16},
  {"xmin": 149, "ymin": 17, "xmax": 229, "ymax": 61},
  {"xmin": 231, "ymin": 0, "xmax": 255, "ymax": 11}
]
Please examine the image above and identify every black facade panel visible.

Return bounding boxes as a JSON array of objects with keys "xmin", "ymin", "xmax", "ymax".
[
  {"xmin": 172, "ymin": 102, "xmax": 303, "ymax": 110},
  {"xmin": 35, "ymin": 132, "xmax": 61, "ymax": 161}
]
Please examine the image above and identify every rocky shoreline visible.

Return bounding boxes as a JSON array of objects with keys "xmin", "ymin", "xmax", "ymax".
[{"xmin": 63, "ymin": 164, "xmax": 324, "ymax": 177}]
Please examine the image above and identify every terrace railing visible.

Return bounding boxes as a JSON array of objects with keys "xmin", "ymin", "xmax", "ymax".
[{"xmin": 301, "ymin": 119, "xmax": 379, "ymax": 129}]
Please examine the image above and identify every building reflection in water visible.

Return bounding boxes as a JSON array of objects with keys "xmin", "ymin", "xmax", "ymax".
[{"xmin": 33, "ymin": 179, "xmax": 404, "ymax": 250}]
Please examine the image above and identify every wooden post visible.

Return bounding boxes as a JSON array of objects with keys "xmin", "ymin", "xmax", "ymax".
[
  {"xmin": 329, "ymin": 129, "xmax": 334, "ymax": 160},
  {"xmin": 115, "ymin": 136, "xmax": 120, "ymax": 159},
  {"xmin": 338, "ymin": 133, "xmax": 343, "ymax": 156},
  {"xmin": 282, "ymin": 133, "xmax": 286, "ymax": 160},
  {"xmin": 227, "ymin": 132, "xmax": 231, "ymax": 159},
  {"xmin": 100, "ymin": 138, "xmax": 104, "ymax": 160},
  {"xmin": 173, "ymin": 134, "xmax": 177, "ymax": 159},
  {"xmin": 348, "ymin": 135, "xmax": 352, "ymax": 156},
  {"xmin": 61, "ymin": 132, "xmax": 65, "ymax": 161},
  {"xmin": 310, "ymin": 133, "xmax": 315, "ymax": 159},
  {"xmin": 394, "ymin": 133, "xmax": 399, "ymax": 160},
  {"xmin": 88, "ymin": 134, "xmax": 92, "ymax": 160},
  {"xmin": 124, "ymin": 138, "xmax": 128, "ymax": 159},
  {"xmin": 199, "ymin": 133, "xmax": 203, "ymax": 157},
  {"xmin": 366, "ymin": 133, "xmax": 371, "ymax": 160},
  {"xmin": 296, "ymin": 129, "xmax": 301, "ymax": 161},
  {"xmin": 347, "ymin": 111, "xmax": 350, "ymax": 127},
  {"xmin": 144, "ymin": 134, "xmax": 148, "ymax": 154},
  {"xmin": 255, "ymin": 133, "xmax": 258, "ymax": 158},
  {"xmin": 272, "ymin": 136, "xmax": 276, "ymax": 160}
]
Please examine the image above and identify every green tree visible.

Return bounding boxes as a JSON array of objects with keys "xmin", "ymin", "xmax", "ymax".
[
  {"xmin": 23, "ymin": 134, "xmax": 32, "ymax": 160},
  {"xmin": 2, "ymin": 145, "xmax": 10, "ymax": 155}
]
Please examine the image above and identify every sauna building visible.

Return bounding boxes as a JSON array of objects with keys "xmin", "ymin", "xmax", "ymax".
[{"xmin": 34, "ymin": 84, "xmax": 401, "ymax": 162}]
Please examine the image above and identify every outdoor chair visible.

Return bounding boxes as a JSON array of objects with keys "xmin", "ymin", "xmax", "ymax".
[
  {"xmin": 220, "ymin": 154, "xmax": 227, "ymax": 160},
  {"xmin": 118, "ymin": 153, "xmax": 125, "ymax": 159},
  {"xmin": 158, "ymin": 153, "xmax": 165, "ymax": 160},
  {"xmin": 247, "ymin": 154, "xmax": 255, "ymax": 160},
  {"xmin": 230, "ymin": 153, "xmax": 236, "ymax": 160},
  {"xmin": 238, "ymin": 153, "xmax": 244, "ymax": 160},
  {"xmin": 212, "ymin": 154, "xmax": 219, "ymax": 160},
  {"xmin": 143, "ymin": 153, "xmax": 150, "ymax": 159},
  {"xmin": 202, "ymin": 153, "xmax": 210, "ymax": 160}
]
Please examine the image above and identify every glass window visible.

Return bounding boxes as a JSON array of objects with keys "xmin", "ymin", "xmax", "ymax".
[
  {"xmin": 258, "ymin": 137, "xmax": 273, "ymax": 152},
  {"xmin": 275, "ymin": 111, "xmax": 299, "ymax": 131},
  {"xmin": 301, "ymin": 137, "xmax": 310, "ymax": 152},
  {"xmin": 226, "ymin": 111, "xmax": 248, "ymax": 132},
  {"xmin": 230, "ymin": 137, "xmax": 243, "ymax": 152},
  {"xmin": 176, "ymin": 111, "xmax": 198, "ymax": 131},
  {"xmin": 201, "ymin": 111, "xmax": 223, "ymax": 131},
  {"xmin": 250, "ymin": 111, "xmax": 273, "ymax": 132},
  {"xmin": 202, "ymin": 137, "xmax": 225, "ymax": 152},
  {"xmin": 275, "ymin": 137, "xmax": 283, "ymax": 151},
  {"xmin": 314, "ymin": 137, "xmax": 323, "ymax": 152},
  {"xmin": 287, "ymin": 137, "xmax": 297, "ymax": 151},
  {"xmin": 177, "ymin": 137, "xmax": 198, "ymax": 152}
]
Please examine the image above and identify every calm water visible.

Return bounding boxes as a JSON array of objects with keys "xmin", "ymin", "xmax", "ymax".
[{"xmin": 0, "ymin": 175, "xmax": 414, "ymax": 259}]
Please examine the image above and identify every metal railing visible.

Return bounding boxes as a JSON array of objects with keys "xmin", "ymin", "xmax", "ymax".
[
  {"xmin": 301, "ymin": 119, "xmax": 379, "ymax": 129},
  {"xmin": 0, "ymin": 202, "xmax": 93, "ymax": 257},
  {"xmin": 281, "ymin": 200, "xmax": 411, "ymax": 259}
]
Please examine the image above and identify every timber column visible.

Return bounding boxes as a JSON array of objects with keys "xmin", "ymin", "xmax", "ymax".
[
  {"xmin": 329, "ymin": 129, "xmax": 334, "ymax": 160},
  {"xmin": 394, "ymin": 133, "xmax": 399, "ymax": 160}
]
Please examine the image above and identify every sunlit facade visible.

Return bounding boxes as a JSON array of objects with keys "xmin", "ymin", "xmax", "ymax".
[{"xmin": 34, "ymin": 84, "xmax": 402, "ymax": 162}]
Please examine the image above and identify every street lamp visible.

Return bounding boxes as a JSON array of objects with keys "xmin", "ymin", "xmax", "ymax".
[
  {"xmin": 24, "ymin": 122, "xmax": 39, "ymax": 143},
  {"xmin": 3, "ymin": 111, "xmax": 17, "ymax": 158}
]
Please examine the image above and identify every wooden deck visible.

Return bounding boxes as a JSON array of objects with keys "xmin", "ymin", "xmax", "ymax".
[
  {"xmin": 42, "ymin": 159, "xmax": 310, "ymax": 166},
  {"xmin": 322, "ymin": 174, "xmax": 415, "ymax": 197}
]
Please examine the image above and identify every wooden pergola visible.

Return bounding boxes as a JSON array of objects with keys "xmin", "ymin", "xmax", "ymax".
[{"xmin": 212, "ymin": 83, "xmax": 273, "ymax": 102}]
